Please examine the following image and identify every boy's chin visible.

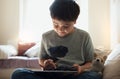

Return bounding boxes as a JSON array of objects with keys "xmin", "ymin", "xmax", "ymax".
[{"xmin": 58, "ymin": 34, "xmax": 67, "ymax": 37}]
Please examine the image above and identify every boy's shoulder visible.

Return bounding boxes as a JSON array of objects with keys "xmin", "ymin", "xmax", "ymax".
[
  {"xmin": 75, "ymin": 27, "xmax": 89, "ymax": 36},
  {"xmin": 42, "ymin": 30, "xmax": 55, "ymax": 37},
  {"xmin": 43, "ymin": 30, "xmax": 54, "ymax": 34}
]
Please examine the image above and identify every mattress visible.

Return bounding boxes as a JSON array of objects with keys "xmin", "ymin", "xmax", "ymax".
[{"xmin": 0, "ymin": 56, "xmax": 41, "ymax": 69}]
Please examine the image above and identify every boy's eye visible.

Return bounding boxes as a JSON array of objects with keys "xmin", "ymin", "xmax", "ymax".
[
  {"xmin": 53, "ymin": 23, "xmax": 59, "ymax": 26},
  {"xmin": 53, "ymin": 23, "xmax": 58, "ymax": 27}
]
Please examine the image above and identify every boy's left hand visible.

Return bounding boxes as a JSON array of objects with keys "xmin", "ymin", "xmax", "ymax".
[{"xmin": 73, "ymin": 64, "xmax": 84, "ymax": 75}]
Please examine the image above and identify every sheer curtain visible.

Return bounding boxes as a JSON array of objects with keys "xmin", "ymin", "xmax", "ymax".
[
  {"xmin": 19, "ymin": 0, "xmax": 88, "ymax": 42},
  {"xmin": 110, "ymin": 0, "xmax": 120, "ymax": 49}
]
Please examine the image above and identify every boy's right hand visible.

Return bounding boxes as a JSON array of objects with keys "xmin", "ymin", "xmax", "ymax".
[{"xmin": 43, "ymin": 59, "xmax": 57, "ymax": 70}]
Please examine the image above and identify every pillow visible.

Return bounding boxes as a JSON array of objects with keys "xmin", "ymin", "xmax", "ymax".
[
  {"xmin": 0, "ymin": 45, "xmax": 17, "ymax": 59},
  {"xmin": 105, "ymin": 44, "xmax": 120, "ymax": 61},
  {"xmin": 24, "ymin": 42, "xmax": 40, "ymax": 57},
  {"xmin": 18, "ymin": 42, "xmax": 36, "ymax": 56},
  {"xmin": 103, "ymin": 44, "xmax": 120, "ymax": 79},
  {"xmin": 0, "ymin": 50, "xmax": 8, "ymax": 59}
]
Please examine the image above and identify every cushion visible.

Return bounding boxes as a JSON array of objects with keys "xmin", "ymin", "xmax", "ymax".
[
  {"xmin": 103, "ymin": 44, "xmax": 120, "ymax": 79},
  {"xmin": 18, "ymin": 42, "xmax": 36, "ymax": 56},
  {"xmin": 0, "ymin": 50, "xmax": 8, "ymax": 59},
  {"xmin": 24, "ymin": 42, "xmax": 40, "ymax": 57},
  {"xmin": 105, "ymin": 44, "xmax": 120, "ymax": 61},
  {"xmin": 0, "ymin": 45, "xmax": 17, "ymax": 59}
]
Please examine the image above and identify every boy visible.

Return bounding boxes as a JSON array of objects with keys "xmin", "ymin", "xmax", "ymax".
[{"xmin": 11, "ymin": 0, "xmax": 102, "ymax": 79}]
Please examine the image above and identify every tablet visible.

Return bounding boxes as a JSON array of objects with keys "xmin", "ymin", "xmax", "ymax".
[
  {"xmin": 34, "ymin": 70, "xmax": 77, "ymax": 78},
  {"xmin": 34, "ymin": 70, "xmax": 77, "ymax": 73}
]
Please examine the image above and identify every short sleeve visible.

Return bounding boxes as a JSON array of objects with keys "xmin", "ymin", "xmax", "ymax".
[
  {"xmin": 39, "ymin": 36, "xmax": 50, "ymax": 60},
  {"xmin": 83, "ymin": 33, "xmax": 94, "ymax": 62}
]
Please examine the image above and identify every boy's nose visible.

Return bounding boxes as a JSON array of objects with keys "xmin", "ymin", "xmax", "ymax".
[{"xmin": 58, "ymin": 27, "xmax": 64, "ymax": 31}]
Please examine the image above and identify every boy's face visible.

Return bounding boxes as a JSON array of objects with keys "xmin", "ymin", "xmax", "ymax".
[{"xmin": 52, "ymin": 19, "xmax": 76, "ymax": 37}]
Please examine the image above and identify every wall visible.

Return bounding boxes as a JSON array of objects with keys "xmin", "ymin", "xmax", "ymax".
[
  {"xmin": 88, "ymin": 0, "xmax": 111, "ymax": 49},
  {"xmin": 0, "ymin": 0, "xmax": 19, "ymax": 47}
]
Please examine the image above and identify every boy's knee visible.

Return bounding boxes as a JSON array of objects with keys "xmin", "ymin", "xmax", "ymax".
[
  {"xmin": 77, "ymin": 71, "xmax": 102, "ymax": 79},
  {"xmin": 11, "ymin": 68, "xmax": 28, "ymax": 79}
]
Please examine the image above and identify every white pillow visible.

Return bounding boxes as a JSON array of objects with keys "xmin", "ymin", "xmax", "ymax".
[
  {"xmin": 0, "ymin": 45, "xmax": 17, "ymax": 59},
  {"xmin": 0, "ymin": 50, "xmax": 8, "ymax": 59},
  {"xmin": 24, "ymin": 42, "xmax": 40, "ymax": 57},
  {"xmin": 105, "ymin": 44, "xmax": 120, "ymax": 61}
]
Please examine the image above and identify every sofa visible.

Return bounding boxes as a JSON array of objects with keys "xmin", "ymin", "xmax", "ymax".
[
  {"xmin": 0, "ymin": 42, "xmax": 120, "ymax": 79},
  {"xmin": 102, "ymin": 44, "xmax": 120, "ymax": 79}
]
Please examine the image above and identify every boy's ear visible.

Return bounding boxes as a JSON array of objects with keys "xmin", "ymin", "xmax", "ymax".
[{"xmin": 74, "ymin": 20, "xmax": 76, "ymax": 24}]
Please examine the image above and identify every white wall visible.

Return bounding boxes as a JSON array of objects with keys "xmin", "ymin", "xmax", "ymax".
[
  {"xmin": 0, "ymin": 0, "xmax": 19, "ymax": 47},
  {"xmin": 88, "ymin": 0, "xmax": 111, "ymax": 49}
]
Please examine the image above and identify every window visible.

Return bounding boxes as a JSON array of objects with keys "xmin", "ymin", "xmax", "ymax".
[{"xmin": 19, "ymin": 0, "xmax": 88, "ymax": 42}]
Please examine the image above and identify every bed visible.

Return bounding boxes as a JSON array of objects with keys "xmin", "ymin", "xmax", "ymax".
[
  {"xmin": 0, "ymin": 42, "xmax": 42, "ymax": 79},
  {"xmin": 0, "ymin": 56, "xmax": 42, "ymax": 79}
]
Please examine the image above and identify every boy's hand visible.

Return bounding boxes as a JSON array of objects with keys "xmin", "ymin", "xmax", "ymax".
[
  {"xmin": 43, "ymin": 59, "xmax": 56, "ymax": 70},
  {"xmin": 73, "ymin": 64, "xmax": 84, "ymax": 75}
]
